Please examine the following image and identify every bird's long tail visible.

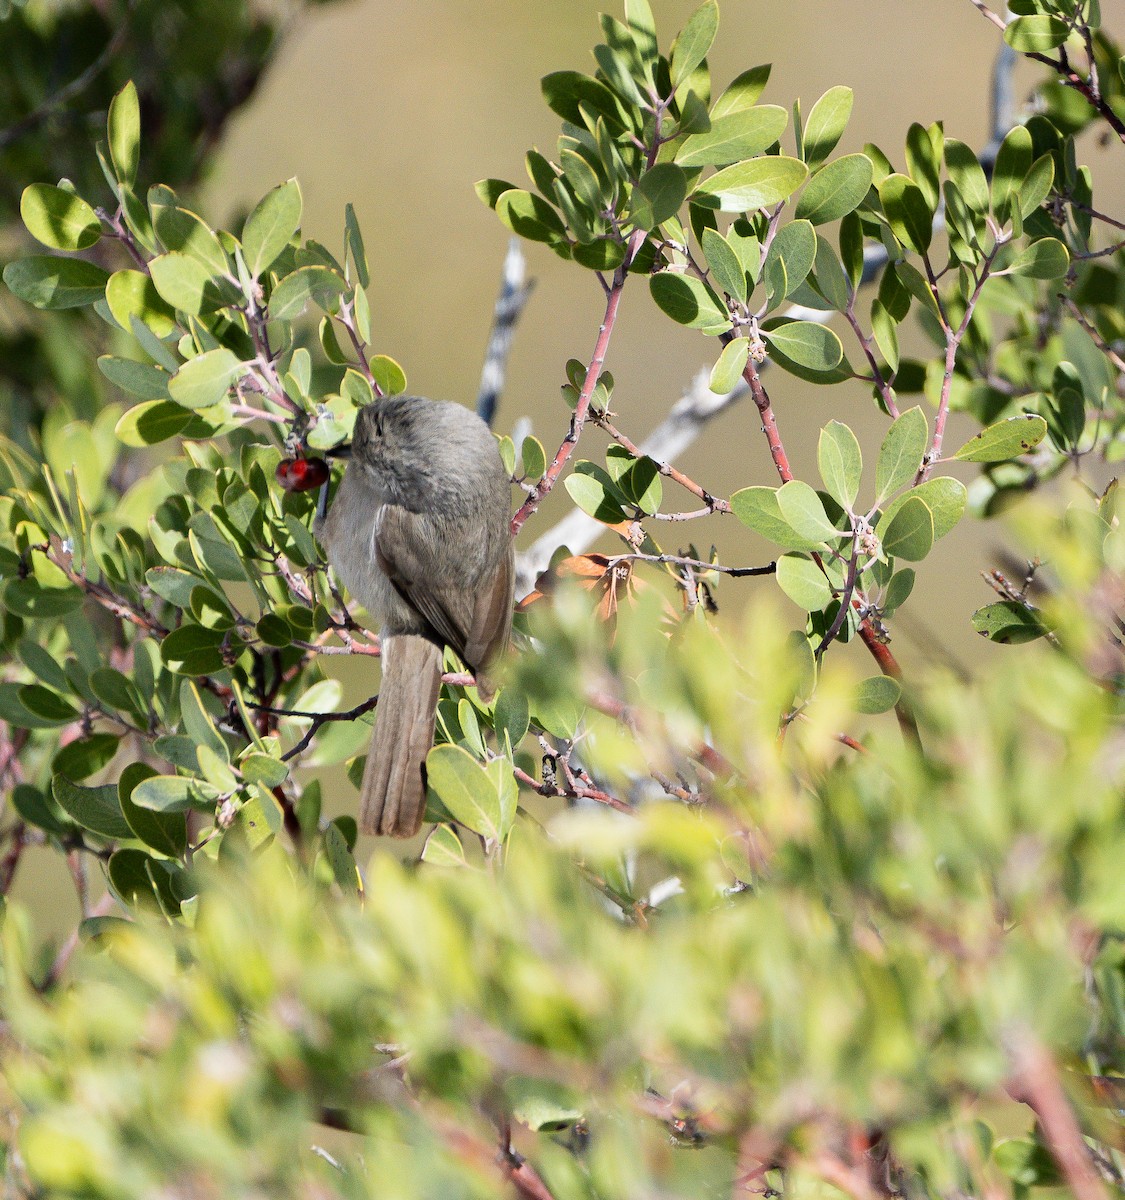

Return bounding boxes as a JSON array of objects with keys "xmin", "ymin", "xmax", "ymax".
[{"xmin": 359, "ymin": 633, "xmax": 443, "ymax": 837}]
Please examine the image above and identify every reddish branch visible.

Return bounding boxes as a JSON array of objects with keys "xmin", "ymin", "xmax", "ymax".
[
  {"xmin": 510, "ymin": 268, "xmax": 632, "ymax": 537},
  {"xmin": 1008, "ymin": 1035, "xmax": 1110, "ymax": 1200},
  {"xmin": 742, "ymin": 358, "xmax": 794, "ymax": 484}
]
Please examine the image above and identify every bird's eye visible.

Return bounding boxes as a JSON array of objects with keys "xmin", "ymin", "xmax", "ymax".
[{"xmin": 371, "ymin": 412, "xmax": 383, "ymax": 437}]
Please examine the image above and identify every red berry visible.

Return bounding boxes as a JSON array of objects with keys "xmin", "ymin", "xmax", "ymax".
[{"xmin": 276, "ymin": 456, "xmax": 330, "ymax": 493}]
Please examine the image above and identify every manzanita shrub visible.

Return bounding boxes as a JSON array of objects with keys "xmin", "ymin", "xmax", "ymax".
[{"xmin": 1, "ymin": 1, "xmax": 1124, "ymax": 1196}]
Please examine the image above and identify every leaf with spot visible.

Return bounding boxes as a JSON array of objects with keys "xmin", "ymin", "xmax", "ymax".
[{"xmin": 951, "ymin": 415, "xmax": 1047, "ymax": 463}]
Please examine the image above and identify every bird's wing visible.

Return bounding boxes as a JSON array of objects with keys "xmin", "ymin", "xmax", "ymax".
[{"xmin": 374, "ymin": 505, "xmax": 510, "ymax": 674}]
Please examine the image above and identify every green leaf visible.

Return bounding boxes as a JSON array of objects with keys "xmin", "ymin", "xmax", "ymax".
[
  {"xmin": 711, "ymin": 64, "xmax": 771, "ymax": 117},
  {"xmin": 881, "ymin": 476, "xmax": 966, "ymax": 539},
  {"xmin": 762, "ymin": 320, "xmax": 843, "ymax": 370},
  {"xmin": 342, "ymin": 201, "xmax": 370, "ymax": 288},
  {"xmin": 854, "ymin": 675, "xmax": 902, "ymax": 714},
  {"xmin": 159, "ymin": 623, "xmax": 226, "ymax": 676},
  {"xmin": 12, "ymin": 784, "xmax": 72, "ymax": 837},
  {"xmin": 520, "ymin": 436, "xmax": 546, "ymax": 480},
  {"xmin": 240, "ymin": 753, "xmax": 289, "ymax": 788},
  {"xmin": 180, "ymin": 680, "xmax": 229, "ymax": 763},
  {"xmin": 475, "ymin": 177, "xmax": 519, "ymax": 210},
  {"xmin": 495, "ymin": 189, "xmax": 568, "ymax": 244},
  {"xmin": 701, "ymin": 228, "xmax": 748, "ymax": 302},
  {"xmin": 882, "ymin": 567, "xmax": 915, "ymax": 614},
  {"xmin": 370, "ymin": 354, "xmax": 407, "ymax": 396},
  {"xmin": 98, "ymin": 356, "xmax": 172, "ymax": 402},
  {"xmin": 905, "ymin": 121, "xmax": 943, "ymax": 211},
  {"xmin": 115, "ymin": 401, "xmax": 193, "ymax": 447},
  {"xmin": 1005, "ymin": 14, "xmax": 1069, "ymax": 52},
  {"xmin": 243, "ymin": 179, "xmax": 302, "ymax": 278},
  {"xmin": 107, "ymin": 81, "xmax": 140, "ymax": 187},
  {"xmin": 49, "ymin": 729, "xmax": 118, "ymax": 787},
  {"xmin": 564, "ymin": 463, "xmax": 628, "ymax": 524},
  {"xmin": 802, "ymin": 85, "xmax": 853, "ymax": 168},
  {"xmin": 19, "ymin": 684, "xmax": 77, "ymax": 725},
  {"xmin": 105, "ymin": 269, "xmax": 176, "ymax": 337},
  {"xmin": 3, "ymin": 578, "xmax": 84, "ymax": 618},
  {"xmin": 649, "ymin": 272, "xmax": 730, "ymax": 332},
  {"xmin": 776, "ymin": 553, "xmax": 833, "ymax": 611},
  {"xmin": 944, "ymin": 139, "xmax": 990, "ymax": 212},
  {"xmin": 89, "ymin": 667, "xmax": 143, "ymax": 717},
  {"xmin": 426, "ymin": 743, "xmax": 503, "ymax": 840},
  {"xmin": 630, "ymin": 163, "xmax": 688, "ymax": 230},
  {"xmin": 817, "ymin": 420, "xmax": 862, "ymax": 510},
  {"xmin": 53, "ymin": 776, "xmax": 133, "ymax": 840},
  {"xmin": 880, "ymin": 494, "xmax": 933, "ymax": 561},
  {"xmin": 871, "ymin": 298, "xmax": 899, "ymax": 373},
  {"xmin": 150, "ymin": 201, "xmax": 229, "ymax": 273},
  {"xmin": 839, "ymin": 211, "xmax": 864, "ymax": 289},
  {"xmin": 268, "ymin": 265, "xmax": 347, "ymax": 322},
  {"xmin": 494, "ymin": 689, "xmax": 530, "ymax": 752},
  {"xmin": 323, "ymin": 823, "xmax": 358, "ymax": 893},
  {"xmin": 1018, "ymin": 153, "xmax": 1055, "ymax": 219},
  {"xmin": 1006, "ymin": 237, "xmax": 1069, "ymax": 279},
  {"xmin": 671, "ymin": 0, "xmax": 718, "ymax": 87},
  {"xmin": 951, "ymin": 414, "xmax": 1048, "ymax": 462},
  {"xmin": 878, "ymin": 173, "xmax": 932, "ymax": 253},
  {"xmin": 795, "ymin": 153, "xmax": 874, "ymax": 225},
  {"xmin": 168, "ymin": 349, "xmax": 242, "ymax": 410},
  {"xmin": 777, "ymin": 480, "xmax": 840, "ymax": 543},
  {"xmin": 3, "ymin": 255, "xmax": 110, "ymax": 309},
  {"xmin": 20, "ymin": 184, "xmax": 101, "ymax": 251},
  {"xmin": 675, "ymin": 106, "xmax": 787, "ymax": 168},
  {"xmin": 971, "ymin": 601, "xmax": 1048, "ymax": 644},
  {"xmin": 692, "ymin": 157, "xmax": 808, "ymax": 213},
  {"xmin": 420, "ymin": 824, "xmax": 467, "ymax": 867},
  {"xmin": 991, "ymin": 126, "xmax": 1032, "ymax": 226},
  {"xmin": 710, "ymin": 337, "xmax": 750, "ymax": 393},
  {"xmin": 119, "ymin": 762, "xmax": 188, "ymax": 858},
  {"xmin": 763, "ymin": 219, "xmax": 816, "ymax": 303},
  {"xmin": 540, "ymin": 71, "xmax": 625, "ymax": 131},
  {"xmin": 613, "ymin": 452, "xmax": 662, "ymax": 514},
  {"xmin": 148, "ymin": 252, "xmax": 228, "ymax": 315},
  {"xmin": 874, "ymin": 407, "xmax": 928, "ymax": 502},
  {"xmin": 731, "ymin": 486, "xmax": 831, "ymax": 550},
  {"xmin": 131, "ymin": 775, "xmax": 206, "ymax": 814}
]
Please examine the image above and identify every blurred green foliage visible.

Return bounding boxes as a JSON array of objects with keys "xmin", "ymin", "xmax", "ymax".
[{"xmin": 0, "ymin": 0, "xmax": 1124, "ymax": 1196}]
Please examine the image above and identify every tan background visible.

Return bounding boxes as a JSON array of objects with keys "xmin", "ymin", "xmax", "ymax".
[
  {"xmin": 17, "ymin": 1, "xmax": 1118, "ymax": 927},
  {"xmin": 203, "ymin": 0, "xmax": 1065, "ymax": 674}
]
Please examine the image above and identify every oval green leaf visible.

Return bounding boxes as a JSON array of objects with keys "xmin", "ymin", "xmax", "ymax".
[
  {"xmin": 762, "ymin": 320, "xmax": 843, "ymax": 370},
  {"xmin": 20, "ymin": 184, "xmax": 101, "ymax": 251},
  {"xmin": 693, "ymin": 156, "xmax": 808, "ymax": 213},
  {"xmin": 795, "ymin": 153, "xmax": 874, "ymax": 225}
]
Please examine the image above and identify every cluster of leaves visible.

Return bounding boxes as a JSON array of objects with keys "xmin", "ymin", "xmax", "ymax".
[
  {"xmin": 2, "ymin": 599, "xmax": 1124, "ymax": 1198},
  {"xmin": 0, "ymin": 0, "xmax": 342, "ymax": 444},
  {"xmin": 0, "ymin": 0, "xmax": 1123, "ymax": 1197}
]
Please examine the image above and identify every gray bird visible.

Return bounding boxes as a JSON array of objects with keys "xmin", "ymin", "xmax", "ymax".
[{"xmin": 316, "ymin": 396, "xmax": 514, "ymax": 837}]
